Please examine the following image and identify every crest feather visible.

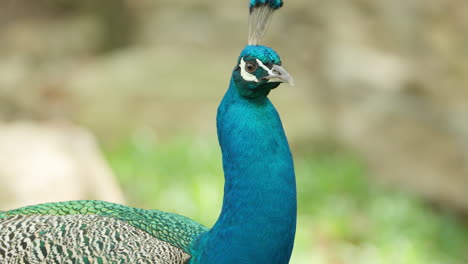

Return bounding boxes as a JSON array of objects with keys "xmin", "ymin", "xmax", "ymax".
[{"xmin": 248, "ymin": 0, "xmax": 283, "ymax": 46}]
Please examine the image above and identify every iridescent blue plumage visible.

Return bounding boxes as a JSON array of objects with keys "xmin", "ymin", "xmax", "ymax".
[
  {"xmin": 240, "ymin": 45, "xmax": 282, "ymax": 64},
  {"xmin": 189, "ymin": 45, "xmax": 296, "ymax": 264},
  {"xmin": 249, "ymin": 0, "xmax": 283, "ymax": 12}
]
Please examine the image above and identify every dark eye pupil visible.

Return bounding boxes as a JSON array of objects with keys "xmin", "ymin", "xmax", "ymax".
[{"xmin": 246, "ymin": 62, "xmax": 256, "ymax": 72}]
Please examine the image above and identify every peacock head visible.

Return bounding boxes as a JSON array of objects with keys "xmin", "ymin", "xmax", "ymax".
[{"xmin": 232, "ymin": 45, "xmax": 293, "ymax": 98}]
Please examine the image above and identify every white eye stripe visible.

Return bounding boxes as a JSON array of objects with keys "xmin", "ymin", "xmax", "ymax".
[
  {"xmin": 255, "ymin": 59, "xmax": 274, "ymax": 75},
  {"xmin": 239, "ymin": 58, "xmax": 275, "ymax": 83},
  {"xmin": 239, "ymin": 58, "xmax": 259, "ymax": 83}
]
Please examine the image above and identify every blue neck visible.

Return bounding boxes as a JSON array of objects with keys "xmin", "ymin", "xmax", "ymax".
[{"xmin": 190, "ymin": 78, "xmax": 297, "ymax": 264}]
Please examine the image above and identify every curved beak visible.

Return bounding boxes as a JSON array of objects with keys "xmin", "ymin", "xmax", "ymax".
[{"xmin": 263, "ymin": 65, "xmax": 294, "ymax": 86}]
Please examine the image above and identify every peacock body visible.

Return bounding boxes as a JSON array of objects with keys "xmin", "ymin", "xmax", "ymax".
[{"xmin": 0, "ymin": 1, "xmax": 296, "ymax": 263}]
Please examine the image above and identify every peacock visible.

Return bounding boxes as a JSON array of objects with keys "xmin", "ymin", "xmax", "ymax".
[{"xmin": 0, "ymin": 1, "xmax": 296, "ymax": 263}]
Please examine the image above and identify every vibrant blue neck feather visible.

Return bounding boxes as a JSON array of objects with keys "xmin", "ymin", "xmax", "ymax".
[{"xmin": 190, "ymin": 76, "xmax": 297, "ymax": 263}]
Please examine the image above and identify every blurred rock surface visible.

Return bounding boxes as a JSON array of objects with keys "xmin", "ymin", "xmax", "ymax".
[
  {"xmin": 0, "ymin": 121, "xmax": 125, "ymax": 210},
  {"xmin": 307, "ymin": 0, "xmax": 468, "ymax": 212}
]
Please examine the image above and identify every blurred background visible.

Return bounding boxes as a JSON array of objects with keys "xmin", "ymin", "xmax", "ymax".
[{"xmin": 1, "ymin": 0, "xmax": 467, "ymax": 263}]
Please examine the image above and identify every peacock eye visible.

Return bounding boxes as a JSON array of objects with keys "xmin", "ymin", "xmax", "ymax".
[{"xmin": 245, "ymin": 61, "xmax": 258, "ymax": 73}]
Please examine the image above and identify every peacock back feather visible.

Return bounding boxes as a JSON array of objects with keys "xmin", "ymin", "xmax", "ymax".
[{"xmin": 0, "ymin": 201, "xmax": 207, "ymax": 263}]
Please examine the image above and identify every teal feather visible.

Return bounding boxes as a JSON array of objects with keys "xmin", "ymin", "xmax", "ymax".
[
  {"xmin": 240, "ymin": 45, "xmax": 282, "ymax": 64},
  {"xmin": 189, "ymin": 45, "xmax": 296, "ymax": 264},
  {"xmin": 249, "ymin": 0, "xmax": 283, "ymax": 12}
]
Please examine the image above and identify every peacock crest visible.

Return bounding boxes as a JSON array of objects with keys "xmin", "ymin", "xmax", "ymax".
[{"xmin": 248, "ymin": 0, "xmax": 284, "ymax": 45}]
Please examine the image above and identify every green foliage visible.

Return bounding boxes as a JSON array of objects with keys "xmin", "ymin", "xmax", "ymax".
[
  {"xmin": 105, "ymin": 137, "xmax": 468, "ymax": 264},
  {"xmin": 105, "ymin": 136, "xmax": 223, "ymax": 225}
]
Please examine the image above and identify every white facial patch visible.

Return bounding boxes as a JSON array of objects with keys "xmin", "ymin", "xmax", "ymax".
[
  {"xmin": 255, "ymin": 59, "xmax": 274, "ymax": 75},
  {"xmin": 239, "ymin": 58, "xmax": 276, "ymax": 83},
  {"xmin": 239, "ymin": 58, "xmax": 259, "ymax": 82}
]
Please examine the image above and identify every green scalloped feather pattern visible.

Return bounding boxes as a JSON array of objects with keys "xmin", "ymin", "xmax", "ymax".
[{"xmin": 0, "ymin": 200, "xmax": 208, "ymax": 254}]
